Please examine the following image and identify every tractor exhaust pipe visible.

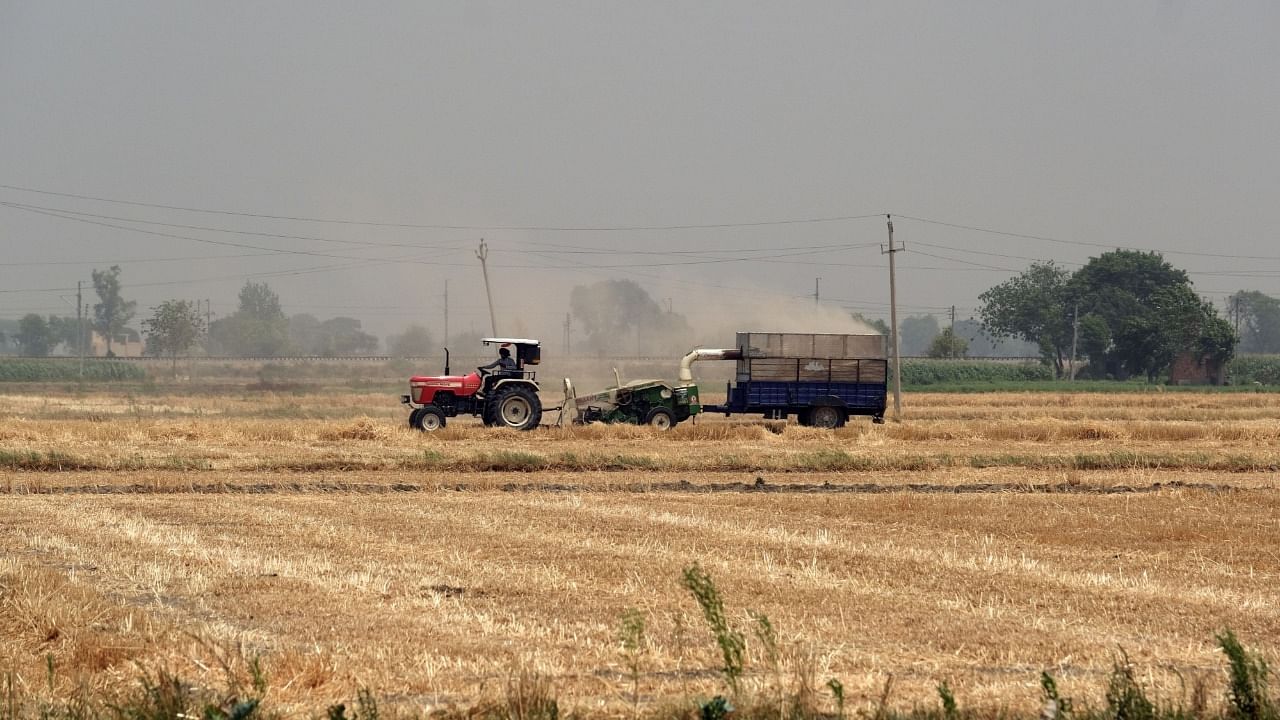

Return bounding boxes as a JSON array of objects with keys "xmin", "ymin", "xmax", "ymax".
[{"xmin": 679, "ymin": 348, "xmax": 742, "ymax": 381}]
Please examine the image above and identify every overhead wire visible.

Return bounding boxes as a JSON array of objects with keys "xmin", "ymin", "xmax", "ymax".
[
  {"xmin": 896, "ymin": 214, "xmax": 1280, "ymax": 262},
  {"xmin": 0, "ymin": 201, "xmax": 467, "ymax": 265},
  {"xmin": 0, "ymin": 183, "xmax": 884, "ymax": 231},
  {"xmin": 0, "ymin": 200, "xmax": 463, "ymax": 250},
  {"xmin": 0, "ymin": 252, "xmax": 281, "ymax": 267},
  {"xmin": 9, "ymin": 182, "xmax": 1276, "ymax": 311}
]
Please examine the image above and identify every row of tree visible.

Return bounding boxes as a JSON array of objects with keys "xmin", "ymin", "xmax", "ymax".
[
  {"xmin": 1, "ymin": 266, "xmax": 137, "ymax": 357},
  {"xmin": 5, "ymin": 253, "xmax": 1276, "ymax": 379},
  {"xmin": 1, "ymin": 270, "xmax": 426, "ymax": 361}
]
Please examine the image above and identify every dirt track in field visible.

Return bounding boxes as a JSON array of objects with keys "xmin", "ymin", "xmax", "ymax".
[{"xmin": 0, "ymin": 471, "xmax": 1249, "ymax": 495}]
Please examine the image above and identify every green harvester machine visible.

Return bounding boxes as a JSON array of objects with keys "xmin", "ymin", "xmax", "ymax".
[{"xmin": 565, "ymin": 372, "xmax": 701, "ymax": 431}]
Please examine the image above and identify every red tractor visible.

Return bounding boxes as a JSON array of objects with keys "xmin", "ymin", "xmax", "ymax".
[{"xmin": 401, "ymin": 338, "xmax": 544, "ymax": 431}]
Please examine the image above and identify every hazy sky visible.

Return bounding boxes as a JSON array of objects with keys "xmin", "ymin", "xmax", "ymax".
[{"xmin": 2, "ymin": 2, "xmax": 1278, "ymax": 344}]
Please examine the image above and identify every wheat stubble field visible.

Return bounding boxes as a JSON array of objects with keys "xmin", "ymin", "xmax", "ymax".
[{"xmin": 1, "ymin": 388, "xmax": 1278, "ymax": 715}]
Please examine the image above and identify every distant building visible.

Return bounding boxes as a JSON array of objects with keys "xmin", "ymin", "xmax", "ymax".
[
  {"xmin": 89, "ymin": 328, "xmax": 144, "ymax": 357},
  {"xmin": 1169, "ymin": 351, "xmax": 1226, "ymax": 386}
]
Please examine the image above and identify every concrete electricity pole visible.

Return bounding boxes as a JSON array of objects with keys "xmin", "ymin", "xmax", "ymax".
[
  {"xmin": 476, "ymin": 239, "xmax": 497, "ymax": 336},
  {"xmin": 814, "ymin": 277, "xmax": 821, "ymax": 306},
  {"xmin": 1069, "ymin": 302, "xmax": 1079, "ymax": 382},
  {"xmin": 881, "ymin": 215, "xmax": 905, "ymax": 421},
  {"xmin": 77, "ymin": 281, "xmax": 84, "ymax": 379}
]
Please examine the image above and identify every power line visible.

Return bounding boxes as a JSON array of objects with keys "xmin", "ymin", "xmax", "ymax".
[
  {"xmin": 913, "ymin": 239, "xmax": 1280, "ymax": 278},
  {"xmin": 0, "ymin": 200, "xmax": 463, "ymax": 250},
  {"xmin": 0, "ymin": 183, "xmax": 883, "ymax": 231},
  {"xmin": 0, "ymin": 252, "xmax": 280, "ymax": 267},
  {"xmin": 0, "ymin": 201, "xmax": 475, "ymax": 266},
  {"xmin": 908, "ymin": 248, "xmax": 1018, "ymax": 272},
  {"xmin": 912, "ymin": 240, "xmax": 1083, "ymax": 267},
  {"xmin": 2, "ymin": 200, "xmax": 885, "ymax": 270},
  {"xmin": 896, "ymin": 214, "xmax": 1280, "ymax": 262},
  {"xmin": 501, "ymin": 240, "xmax": 877, "ymax": 256}
]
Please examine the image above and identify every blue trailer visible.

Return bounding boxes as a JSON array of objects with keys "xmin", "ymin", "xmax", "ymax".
[{"xmin": 687, "ymin": 332, "xmax": 888, "ymax": 427}]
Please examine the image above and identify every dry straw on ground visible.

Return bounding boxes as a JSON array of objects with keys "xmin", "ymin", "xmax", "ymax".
[{"xmin": 0, "ymin": 389, "xmax": 1278, "ymax": 715}]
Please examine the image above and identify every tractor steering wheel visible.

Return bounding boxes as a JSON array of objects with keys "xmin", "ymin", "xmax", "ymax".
[{"xmin": 476, "ymin": 366, "xmax": 490, "ymax": 376}]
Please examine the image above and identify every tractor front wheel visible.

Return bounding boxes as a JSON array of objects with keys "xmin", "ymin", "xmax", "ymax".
[
  {"xmin": 645, "ymin": 408, "xmax": 674, "ymax": 431},
  {"xmin": 493, "ymin": 386, "xmax": 542, "ymax": 431},
  {"xmin": 412, "ymin": 406, "xmax": 446, "ymax": 432}
]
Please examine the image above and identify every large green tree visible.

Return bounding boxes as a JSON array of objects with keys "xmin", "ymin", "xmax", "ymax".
[
  {"xmin": 979, "ymin": 252, "xmax": 1236, "ymax": 381},
  {"xmin": 45, "ymin": 316, "xmax": 86, "ymax": 355},
  {"xmin": 388, "ymin": 324, "xmax": 435, "ymax": 357},
  {"xmin": 978, "ymin": 261, "xmax": 1073, "ymax": 376},
  {"xmin": 1070, "ymin": 250, "xmax": 1234, "ymax": 381},
  {"xmin": 926, "ymin": 327, "xmax": 968, "ymax": 359},
  {"xmin": 142, "ymin": 300, "xmax": 207, "ymax": 374},
  {"xmin": 287, "ymin": 314, "xmax": 379, "ymax": 356},
  {"xmin": 313, "ymin": 317, "xmax": 378, "ymax": 356},
  {"xmin": 898, "ymin": 315, "xmax": 940, "ymax": 356},
  {"xmin": 17, "ymin": 314, "xmax": 54, "ymax": 357},
  {"xmin": 1229, "ymin": 290, "xmax": 1280, "ymax": 354},
  {"xmin": 208, "ymin": 282, "xmax": 290, "ymax": 356},
  {"xmin": 91, "ymin": 265, "xmax": 137, "ymax": 356}
]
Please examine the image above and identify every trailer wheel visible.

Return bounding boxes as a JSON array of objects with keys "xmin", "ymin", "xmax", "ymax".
[
  {"xmin": 810, "ymin": 406, "xmax": 844, "ymax": 429},
  {"xmin": 645, "ymin": 407, "xmax": 674, "ymax": 431},
  {"xmin": 413, "ymin": 406, "xmax": 446, "ymax": 432},
  {"xmin": 493, "ymin": 385, "xmax": 542, "ymax": 431}
]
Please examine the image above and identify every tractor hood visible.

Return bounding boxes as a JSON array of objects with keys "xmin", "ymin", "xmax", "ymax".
[
  {"xmin": 409, "ymin": 373, "xmax": 478, "ymax": 386},
  {"xmin": 408, "ymin": 372, "xmax": 482, "ymax": 403}
]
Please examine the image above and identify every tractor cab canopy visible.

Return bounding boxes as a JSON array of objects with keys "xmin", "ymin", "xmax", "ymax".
[{"xmin": 482, "ymin": 338, "xmax": 541, "ymax": 367}]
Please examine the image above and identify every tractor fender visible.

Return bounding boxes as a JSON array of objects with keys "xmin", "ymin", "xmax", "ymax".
[{"xmin": 491, "ymin": 378, "xmax": 541, "ymax": 394}]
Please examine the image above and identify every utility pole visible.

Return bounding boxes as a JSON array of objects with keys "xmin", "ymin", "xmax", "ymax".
[
  {"xmin": 204, "ymin": 299, "xmax": 213, "ymax": 359},
  {"xmin": 76, "ymin": 281, "xmax": 84, "ymax": 379},
  {"xmin": 443, "ymin": 279, "xmax": 449, "ymax": 347},
  {"xmin": 476, "ymin": 239, "xmax": 497, "ymax": 336},
  {"xmin": 1069, "ymin": 302, "xmax": 1079, "ymax": 382},
  {"xmin": 949, "ymin": 305, "xmax": 956, "ymax": 330},
  {"xmin": 881, "ymin": 215, "xmax": 904, "ymax": 421},
  {"xmin": 563, "ymin": 313, "xmax": 571, "ymax": 355},
  {"xmin": 814, "ymin": 278, "xmax": 821, "ymax": 306}
]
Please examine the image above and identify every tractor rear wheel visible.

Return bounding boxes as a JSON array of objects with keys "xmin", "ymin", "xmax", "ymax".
[
  {"xmin": 645, "ymin": 407, "xmax": 674, "ymax": 431},
  {"xmin": 412, "ymin": 406, "xmax": 446, "ymax": 432},
  {"xmin": 810, "ymin": 405, "xmax": 844, "ymax": 429},
  {"xmin": 492, "ymin": 385, "xmax": 542, "ymax": 431}
]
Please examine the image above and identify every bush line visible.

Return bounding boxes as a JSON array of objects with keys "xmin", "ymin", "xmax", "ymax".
[{"xmin": 0, "ymin": 359, "xmax": 145, "ymax": 382}]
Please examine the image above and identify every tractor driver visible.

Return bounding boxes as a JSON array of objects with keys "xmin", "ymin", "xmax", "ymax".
[{"xmin": 478, "ymin": 346, "xmax": 518, "ymax": 377}]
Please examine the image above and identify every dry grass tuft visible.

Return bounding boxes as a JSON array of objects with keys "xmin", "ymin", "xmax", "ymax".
[{"xmin": 318, "ymin": 417, "xmax": 392, "ymax": 442}]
